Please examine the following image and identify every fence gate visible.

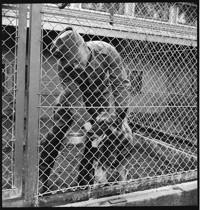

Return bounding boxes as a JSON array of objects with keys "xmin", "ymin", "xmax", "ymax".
[
  {"xmin": 35, "ymin": 3, "xmax": 197, "ymax": 206},
  {"xmin": 2, "ymin": 4, "xmax": 27, "ymax": 200},
  {"xmin": 2, "ymin": 3, "xmax": 197, "ymax": 206}
]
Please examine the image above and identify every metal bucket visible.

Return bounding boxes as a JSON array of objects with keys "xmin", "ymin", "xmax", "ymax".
[{"xmin": 64, "ymin": 132, "xmax": 86, "ymax": 145}]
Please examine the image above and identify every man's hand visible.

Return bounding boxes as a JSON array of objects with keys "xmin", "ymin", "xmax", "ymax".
[
  {"xmin": 96, "ymin": 111, "xmax": 116, "ymax": 124},
  {"xmin": 82, "ymin": 111, "xmax": 116, "ymax": 134},
  {"xmin": 83, "ymin": 108, "xmax": 129, "ymax": 133},
  {"xmin": 83, "ymin": 121, "xmax": 93, "ymax": 132},
  {"xmin": 114, "ymin": 107, "xmax": 128, "ymax": 129},
  {"xmin": 96, "ymin": 108, "xmax": 128, "ymax": 130}
]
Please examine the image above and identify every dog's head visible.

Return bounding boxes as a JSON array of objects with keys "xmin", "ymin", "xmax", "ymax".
[
  {"xmin": 50, "ymin": 27, "xmax": 89, "ymax": 70},
  {"xmin": 87, "ymin": 119, "xmax": 133, "ymax": 168}
]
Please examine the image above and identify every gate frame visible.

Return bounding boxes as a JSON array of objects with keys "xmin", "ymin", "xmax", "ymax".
[{"xmin": 24, "ymin": 4, "xmax": 42, "ymax": 205}]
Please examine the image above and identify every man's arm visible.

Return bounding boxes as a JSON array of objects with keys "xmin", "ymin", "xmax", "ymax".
[
  {"xmin": 91, "ymin": 45, "xmax": 131, "ymax": 128},
  {"xmin": 56, "ymin": 65, "xmax": 92, "ymax": 127},
  {"xmin": 107, "ymin": 46, "xmax": 131, "ymax": 116}
]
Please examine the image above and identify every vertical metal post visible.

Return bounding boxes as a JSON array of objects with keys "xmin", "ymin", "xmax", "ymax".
[
  {"xmin": 125, "ymin": 3, "xmax": 135, "ymax": 17},
  {"xmin": 25, "ymin": 4, "xmax": 42, "ymax": 204},
  {"xmin": 109, "ymin": 3, "xmax": 114, "ymax": 25},
  {"xmin": 169, "ymin": 4, "xmax": 178, "ymax": 24},
  {"xmin": 14, "ymin": 4, "xmax": 28, "ymax": 197},
  {"xmin": 131, "ymin": 3, "xmax": 136, "ymax": 17}
]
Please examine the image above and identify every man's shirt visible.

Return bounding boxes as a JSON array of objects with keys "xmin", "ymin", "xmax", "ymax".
[{"xmin": 55, "ymin": 41, "xmax": 130, "ymax": 126}]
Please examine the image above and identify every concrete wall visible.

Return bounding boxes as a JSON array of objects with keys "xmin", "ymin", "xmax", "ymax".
[
  {"xmin": 2, "ymin": 180, "xmax": 197, "ymax": 207},
  {"xmin": 56, "ymin": 181, "xmax": 197, "ymax": 207}
]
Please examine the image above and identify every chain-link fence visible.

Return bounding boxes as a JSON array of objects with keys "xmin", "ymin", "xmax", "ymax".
[
  {"xmin": 2, "ymin": 4, "xmax": 27, "ymax": 200},
  {"xmin": 2, "ymin": 2, "xmax": 197, "ymax": 206},
  {"xmin": 37, "ymin": 2, "xmax": 197, "ymax": 200},
  {"xmin": 2, "ymin": 3, "xmax": 18, "ymax": 196}
]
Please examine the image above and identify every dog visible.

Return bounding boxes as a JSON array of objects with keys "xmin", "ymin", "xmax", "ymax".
[{"xmin": 82, "ymin": 117, "xmax": 135, "ymax": 186}]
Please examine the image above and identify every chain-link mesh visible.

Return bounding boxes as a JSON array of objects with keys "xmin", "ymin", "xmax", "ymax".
[
  {"xmin": 2, "ymin": 4, "xmax": 19, "ymax": 192},
  {"xmin": 3, "ymin": 3, "xmax": 190, "ymax": 201},
  {"xmin": 1, "ymin": 3, "xmax": 196, "ymax": 204},
  {"xmin": 37, "ymin": 3, "xmax": 197, "ymax": 197},
  {"xmin": 134, "ymin": 2, "xmax": 197, "ymax": 26}
]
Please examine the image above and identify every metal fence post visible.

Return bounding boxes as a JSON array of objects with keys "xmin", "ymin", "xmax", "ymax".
[
  {"xmin": 109, "ymin": 3, "xmax": 114, "ymax": 25},
  {"xmin": 24, "ymin": 4, "xmax": 42, "ymax": 204},
  {"xmin": 14, "ymin": 4, "xmax": 28, "ymax": 197}
]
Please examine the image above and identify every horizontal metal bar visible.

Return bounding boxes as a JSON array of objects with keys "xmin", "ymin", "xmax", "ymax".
[
  {"xmin": 40, "ymin": 10, "xmax": 197, "ymax": 46},
  {"xmin": 135, "ymin": 132, "xmax": 197, "ymax": 159},
  {"xmin": 2, "ymin": 188, "xmax": 21, "ymax": 200},
  {"xmin": 37, "ymin": 92, "xmax": 197, "ymax": 97},
  {"xmin": 36, "ymin": 105, "xmax": 197, "ymax": 109},
  {"xmin": 37, "ymin": 105, "xmax": 129, "ymax": 108}
]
